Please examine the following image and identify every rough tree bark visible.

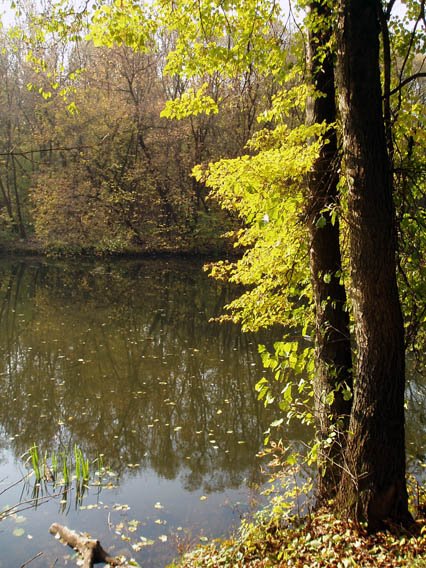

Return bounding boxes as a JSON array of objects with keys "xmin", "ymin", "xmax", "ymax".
[
  {"xmin": 306, "ymin": 0, "xmax": 352, "ymax": 500},
  {"xmin": 335, "ymin": 0, "xmax": 413, "ymax": 529}
]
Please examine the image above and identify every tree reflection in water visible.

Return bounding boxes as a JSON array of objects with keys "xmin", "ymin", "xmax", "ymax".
[{"xmin": 0, "ymin": 258, "xmax": 278, "ymax": 492}]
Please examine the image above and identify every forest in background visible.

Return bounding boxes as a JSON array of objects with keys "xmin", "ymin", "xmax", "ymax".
[{"xmin": 0, "ymin": 6, "xmax": 283, "ymax": 254}]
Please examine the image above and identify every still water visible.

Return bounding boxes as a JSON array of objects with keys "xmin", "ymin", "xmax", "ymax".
[
  {"xmin": 0, "ymin": 258, "xmax": 424, "ymax": 567},
  {"xmin": 0, "ymin": 257, "xmax": 280, "ymax": 567}
]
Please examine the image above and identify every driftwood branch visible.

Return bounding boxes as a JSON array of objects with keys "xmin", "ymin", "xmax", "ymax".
[{"xmin": 49, "ymin": 523, "xmax": 123, "ymax": 568}]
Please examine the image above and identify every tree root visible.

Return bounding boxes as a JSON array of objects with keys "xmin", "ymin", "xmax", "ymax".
[{"xmin": 49, "ymin": 523, "xmax": 124, "ymax": 567}]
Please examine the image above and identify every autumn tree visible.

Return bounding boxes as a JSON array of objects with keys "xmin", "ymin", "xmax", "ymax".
[
  {"xmin": 334, "ymin": 0, "xmax": 413, "ymax": 528},
  {"xmin": 143, "ymin": 0, "xmax": 423, "ymax": 529},
  {"xmin": 0, "ymin": 24, "xmax": 39, "ymax": 240},
  {"xmin": 5, "ymin": 3, "xmax": 272, "ymax": 252},
  {"xmin": 306, "ymin": 0, "xmax": 352, "ymax": 499}
]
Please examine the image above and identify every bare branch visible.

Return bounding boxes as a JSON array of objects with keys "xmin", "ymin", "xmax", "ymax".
[{"xmin": 385, "ymin": 72, "xmax": 426, "ymax": 97}]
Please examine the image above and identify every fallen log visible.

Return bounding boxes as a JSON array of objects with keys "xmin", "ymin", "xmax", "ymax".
[{"xmin": 49, "ymin": 523, "xmax": 124, "ymax": 567}]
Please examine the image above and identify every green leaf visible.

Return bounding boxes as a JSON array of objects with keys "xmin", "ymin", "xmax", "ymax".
[{"xmin": 316, "ymin": 215, "xmax": 327, "ymax": 228}]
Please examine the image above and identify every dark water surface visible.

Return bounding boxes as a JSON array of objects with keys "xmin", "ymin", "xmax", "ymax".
[
  {"xmin": 0, "ymin": 258, "xmax": 424, "ymax": 567},
  {"xmin": 0, "ymin": 257, "xmax": 279, "ymax": 567}
]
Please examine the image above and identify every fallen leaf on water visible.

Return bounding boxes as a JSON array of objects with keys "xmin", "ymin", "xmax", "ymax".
[{"xmin": 113, "ymin": 504, "xmax": 130, "ymax": 511}]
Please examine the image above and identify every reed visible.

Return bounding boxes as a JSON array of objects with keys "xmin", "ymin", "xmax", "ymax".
[
  {"xmin": 61, "ymin": 451, "xmax": 70, "ymax": 485},
  {"xmin": 29, "ymin": 444, "xmax": 41, "ymax": 482},
  {"xmin": 74, "ymin": 445, "xmax": 90, "ymax": 482},
  {"xmin": 51, "ymin": 451, "xmax": 58, "ymax": 477},
  {"xmin": 25, "ymin": 444, "xmax": 112, "ymax": 504}
]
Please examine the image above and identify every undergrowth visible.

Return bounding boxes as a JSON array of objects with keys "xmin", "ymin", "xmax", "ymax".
[{"xmin": 169, "ymin": 464, "xmax": 426, "ymax": 567}]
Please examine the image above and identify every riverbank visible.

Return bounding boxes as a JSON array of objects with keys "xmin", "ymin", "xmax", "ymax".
[
  {"xmin": 170, "ymin": 496, "xmax": 426, "ymax": 567},
  {"xmin": 0, "ymin": 236, "xmax": 236, "ymax": 259}
]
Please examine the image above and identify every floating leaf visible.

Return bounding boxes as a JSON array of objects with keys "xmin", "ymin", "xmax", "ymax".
[
  {"xmin": 113, "ymin": 504, "xmax": 130, "ymax": 511},
  {"xmin": 132, "ymin": 536, "xmax": 155, "ymax": 551},
  {"xmin": 13, "ymin": 528, "xmax": 25, "ymax": 537}
]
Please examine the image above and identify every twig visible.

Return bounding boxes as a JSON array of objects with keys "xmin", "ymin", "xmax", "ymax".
[
  {"xmin": 0, "ymin": 472, "xmax": 32, "ymax": 496},
  {"xmin": 19, "ymin": 551, "xmax": 44, "ymax": 568}
]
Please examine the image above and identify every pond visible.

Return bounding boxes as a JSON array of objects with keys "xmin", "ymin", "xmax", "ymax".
[
  {"xmin": 0, "ymin": 257, "xmax": 284, "ymax": 567},
  {"xmin": 0, "ymin": 257, "xmax": 424, "ymax": 567}
]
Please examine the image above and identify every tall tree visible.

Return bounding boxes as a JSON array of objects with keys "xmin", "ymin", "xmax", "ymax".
[
  {"xmin": 335, "ymin": 0, "xmax": 413, "ymax": 529},
  {"xmin": 306, "ymin": 0, "xmax": 352, "ymax": 500}
]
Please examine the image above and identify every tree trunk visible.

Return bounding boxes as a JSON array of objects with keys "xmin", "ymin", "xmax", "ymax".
[
  {"xmin": 306, "ymin": 0, "xmax": 353, "ymax": 501},
  {"xmin": 335, "ymin": 0, "xmax": 412, "ymax": 530}
]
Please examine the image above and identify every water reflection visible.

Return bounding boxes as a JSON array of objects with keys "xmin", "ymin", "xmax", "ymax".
[
  {"xmin": 0, "ymin": 258, "xmax": 272, "ymax": 493},
  {"xmin": 406, "ymin": 359, "xmax": 426, "ymax": 475}
]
